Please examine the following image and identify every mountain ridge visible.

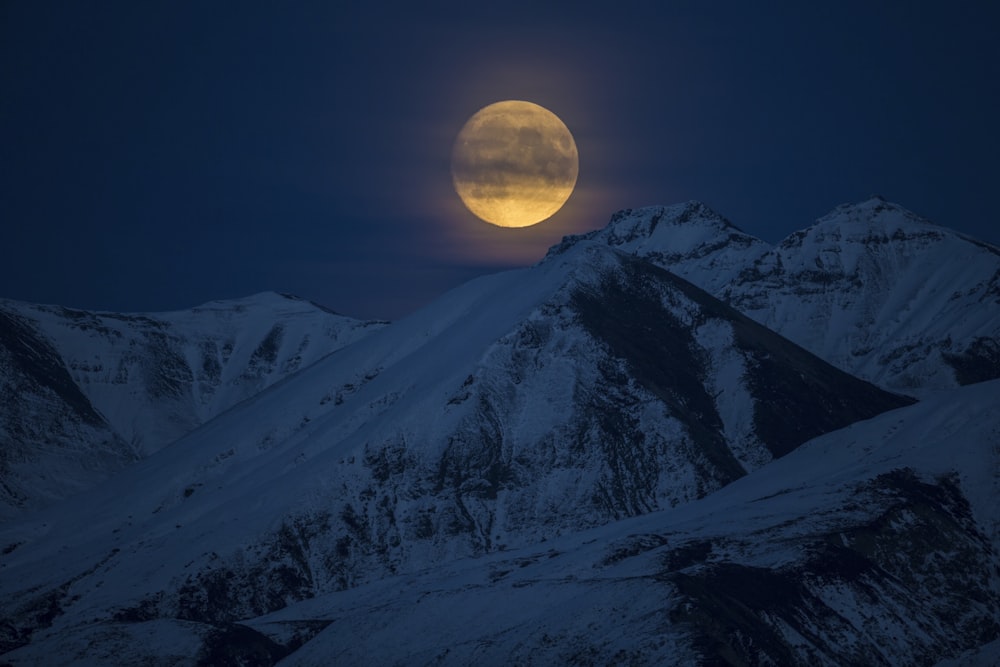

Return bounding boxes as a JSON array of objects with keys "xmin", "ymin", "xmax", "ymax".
[
  {"xmin": 0, "ymin": 198, "xmax": 997, "ymax": 664},
  {"xmin": 553, "ymin": 197, "xmax": 1000, "ymax": 393},
  {"xmin": 0, "ymin": 238, "xmax": 914, "ymax": 644}
]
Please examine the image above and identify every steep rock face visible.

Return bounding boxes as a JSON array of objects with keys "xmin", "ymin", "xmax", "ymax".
[
  {"xmin": 0, "ymin": 292, "xmax": 382, "ymax": 518},
  {"xmin": 567, "ymin": 198, "xmax": 1000, "ymax": 393},
  {"xmin": 0, "ymin": 242, "xmax": 913, "ymax": 650}
]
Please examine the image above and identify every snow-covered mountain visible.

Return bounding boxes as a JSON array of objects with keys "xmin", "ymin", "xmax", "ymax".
[
  {"xmin": 568, "ymin": 197, "xmax": 1000, "ymax": 393},
  {"xmin": 0, "ymin": 292, "xmax": 383, "ymax": 519},
  {"xmin": 0, "ymin": 236, "xmax": 913, "ymax": 660},
  {"xmin": 0, "ymin": 198, "xmax": 997, "ymax": 665}
]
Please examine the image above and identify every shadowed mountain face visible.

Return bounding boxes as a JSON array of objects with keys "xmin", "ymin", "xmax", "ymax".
[
  {"xmin": 571, "ymin": 255, "xmax": 912, "ymax": 460},
  {"xmin": 0, "ymin": 199, "xmax": 996, "ymax": 665},
  {"xmin": 0, "ymin": 310, "xmax": 132, "ymax": 514}
]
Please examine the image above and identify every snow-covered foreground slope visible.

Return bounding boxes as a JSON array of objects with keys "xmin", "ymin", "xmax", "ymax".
[
  {"xmin": 569, "ymin": 197, "xmax": 1000, "ymax": 393},
  {"xmin": 0, "ymin": 239, "xmax": 911, "ymax": 660},
  {"xmin": 0, "ymin": 292, "xmax": 382, "ymax": 519},
  {"xmin": 4, "ymin": 380, "xmax": 997, "ymax": 666},
  {"xmin": 273, "ymin": 380, "xmax": 1000, "ymax": 667}
]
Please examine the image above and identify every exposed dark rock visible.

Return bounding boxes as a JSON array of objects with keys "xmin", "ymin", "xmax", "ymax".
[
  {"xmin": 667, "ymin": 469, "xmax": 1000, "ymax": 666},
  {"xmin": 943, "ymin": 337, "xmax": 1000, "ymax": 385},
  {"xmin": 0, "ymin": 310, "xmax": 106, "ymax": 427}
]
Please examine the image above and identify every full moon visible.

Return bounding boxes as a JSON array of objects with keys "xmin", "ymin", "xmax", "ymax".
[{"xmin": 451, "ymin": 100, "xmax": 579, "ymax": 228}]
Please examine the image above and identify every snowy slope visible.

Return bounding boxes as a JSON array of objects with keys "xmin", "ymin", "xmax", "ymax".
[
  {"xmin": 0, "ymin": 292, "xmax": 382, "ymax": 519},
  {"xmin": 4, "ymin": 379, "xmax": 997, "ymax": 665},
  {"xmin": 725, "ymin": 197, "xmax": 1000, "ymax": 393},
  {"xmin": 565, "ymin": 198, "xmax": 1000, "ymax": 393},
  {"xmin": 0, "ymin": 239, "xmax": 911, "ymax": 659},
  {"xmin": 265, "ymin": 379, "xmax": 1000, "ymax": 667}
]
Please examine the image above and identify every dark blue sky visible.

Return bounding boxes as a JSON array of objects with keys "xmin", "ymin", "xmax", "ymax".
[{"xmin": 3, "ymin": 2, "xmax": 998, "ymax": 320}]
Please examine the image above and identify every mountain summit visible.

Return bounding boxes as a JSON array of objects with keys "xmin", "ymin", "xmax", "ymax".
[
  {"xmin": 551, "ymin": 200, "xmax": 770, "ymax": 295},
  {"xmin": 559, "ymin": 197, "xmax": 1000, "ymax": 393},
  {"xmin": 725, "ymin": 197, "xmax": 1000, "ymax": 391}
]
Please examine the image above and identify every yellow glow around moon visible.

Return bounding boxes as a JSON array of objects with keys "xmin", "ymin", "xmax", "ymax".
[{"xmin": 451, "ymin": 100, "xmax": 579, "ymax": 228}]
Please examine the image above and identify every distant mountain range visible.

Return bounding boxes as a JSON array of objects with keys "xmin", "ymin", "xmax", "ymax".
[
  {"xmin": 0, "ymin": 292, "xmax": 383, "ymax": 520},
  {"xmin": 1, "ymin": 199, "xmax": 998, "ymax": 665}
]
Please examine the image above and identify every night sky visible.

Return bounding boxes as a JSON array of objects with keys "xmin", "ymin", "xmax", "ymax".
[{"xmin": 3, "ymin": 2, "xmax": 998, "ymax": 320}]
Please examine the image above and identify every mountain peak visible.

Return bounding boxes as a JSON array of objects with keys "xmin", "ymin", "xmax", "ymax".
[
  {"xmin": 190, "ymin": 290, "xmax": 303, "ymax": 311},
  {"xmin": 813, "ymin": 197, "xmax": 1000, "ymax": 258},
  {"xmin": 597, "ymin": 200, "xmax": 748, "ymax": 247},
  {"xmin": 727, "ymin": 197, "xmax": 1000, "ymax": 393},
  {"xmin": 549, "ymin": 201, "xmax": 742, "ymax": 255},
  {"xmin": 807, "ymin": 197, "xmax": 939, "ymax": 241},
  {"xmin": 604, "ymin": 200, "xmax": 738, "ymax": 238},
  {"xmin": 547, "ymin": 200, "xmax": 769, "ymax": 296}
]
